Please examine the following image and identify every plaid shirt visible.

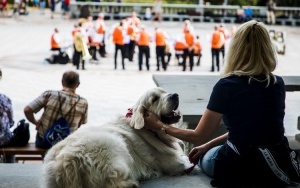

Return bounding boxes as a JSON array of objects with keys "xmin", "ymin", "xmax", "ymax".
[{"xmin": 27, "ymin": 90, "xmax": 88, "ymax": 138}]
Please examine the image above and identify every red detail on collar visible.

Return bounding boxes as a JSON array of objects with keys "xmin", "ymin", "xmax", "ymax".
[{"xmin": 126, "ymin": 108, "xmax": 133, "ymax": 118}]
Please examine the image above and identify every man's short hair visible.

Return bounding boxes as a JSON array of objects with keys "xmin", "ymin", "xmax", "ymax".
[{"xmin": 62, "ymin": 71, "xmax": 80, "ymax": 88}]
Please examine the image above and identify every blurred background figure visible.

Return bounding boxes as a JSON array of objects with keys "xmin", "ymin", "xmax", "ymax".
[
  {"xmin": 112, "ymin": 21, "xmax": 126, "ymax": 70},
  {"xmin": 211, "ymin": 25, "xmax": 224, "ymax": 72},
  {"xmin": 50, "ymin": 28, "xmax": 61, "ymax": 53},
  {"xmin": 0, "ymin": 0, "xmax": 8, "ymax": 17},
  {"xmin": 266, "ymin": 0, "xmax": 276, "ymax": 25},
  {"xmin": 39, "ymin": 0, "xmax": 46, "ymax": 14},
  {"xmin": 194, "ymin": 35, "xmax": 202, "ymax": 66},
  {"xmin": 63, "ymin": 0, "xmax": 70, "ymax": 19},
  {"xmin": 244, "ymin": 5, "xmax": 254, "ymax": 22},
  {"xmin": 236, "ymin": 5, "xmax": 245, "ymax": 23},
  {"xmin": 151, "ymin": 0, "xmax": 163, "ymax": 23},
  {"xmin": 48, "ymin": 0, "xmax": 56, "ymax": 19},
  {"xmin": 0, "ymin": 69, "xmax": 16, "ymax": 163},
  {"xmin": 154, "ymin": 27, "xmax": 167, "ymax": 71},
  {"xmin": 145, "ymin": 7, "xmax": 151, "ymax": 20},
  {"xmin": 136, "ymin": 26, "xmax": 151, "ymax": 71},
  {"xmin": 95, "ymin": 12, "xmax": 107, "ymax": 58}
]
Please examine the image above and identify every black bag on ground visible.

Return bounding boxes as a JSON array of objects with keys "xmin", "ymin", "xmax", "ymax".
[
  {"xmin": 56, "ymin": 52, "xmax": 70, "ymax": 64},
  {"xmin": 9, "ymin": 119, "xmax": 30, "ymax": 147}
]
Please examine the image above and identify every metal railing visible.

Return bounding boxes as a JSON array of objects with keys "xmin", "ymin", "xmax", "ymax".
[{"xmin": 70, "ymin": 2, "xmax": 300, "ymax": 25}]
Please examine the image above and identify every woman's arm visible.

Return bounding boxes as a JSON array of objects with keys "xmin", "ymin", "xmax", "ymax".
[
  {"xmin": 144, "ymin": 108, "xmax": 223, "ymax": 146},
  {"xmin": 189, "ymin": 132, "xmax": 228, "ymax": 164}
]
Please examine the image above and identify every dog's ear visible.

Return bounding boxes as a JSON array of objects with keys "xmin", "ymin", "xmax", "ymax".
[{"xmin": 130, "ymin": 103, "xmax": 145, "ymax": 129}]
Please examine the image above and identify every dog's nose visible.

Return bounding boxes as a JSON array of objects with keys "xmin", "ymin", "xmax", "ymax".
[{"xmin": 170, "ymin": 93, "xmax": 179, "ymax": 100}]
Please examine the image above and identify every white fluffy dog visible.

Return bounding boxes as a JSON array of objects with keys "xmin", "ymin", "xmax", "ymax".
[{"xmin": 43, "ymin": 87, "xmax": 193, "ymax": 188}]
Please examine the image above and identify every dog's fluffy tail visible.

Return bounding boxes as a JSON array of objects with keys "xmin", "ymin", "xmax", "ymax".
[{"xmin": 43, "ymin": 131, "xmax": 139, "ymax": 188}]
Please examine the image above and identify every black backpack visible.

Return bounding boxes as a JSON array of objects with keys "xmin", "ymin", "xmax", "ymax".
[{"xmin": 9, "ymin": 119, "xmax": 30, "ymax": 147}]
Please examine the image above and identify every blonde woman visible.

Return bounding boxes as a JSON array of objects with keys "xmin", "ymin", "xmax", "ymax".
[{"xmin": 144, "ymin": 20, "xmax": 300, "ymax": 187}]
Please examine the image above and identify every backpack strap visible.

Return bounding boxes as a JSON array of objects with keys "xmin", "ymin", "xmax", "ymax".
[{"xmin": 58, "ymin": 91, "xmax": 81, "ymax": 117}]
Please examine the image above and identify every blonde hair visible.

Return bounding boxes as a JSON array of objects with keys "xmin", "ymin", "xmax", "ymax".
[{"xmin": 222, "ymin": 20, "xmax": 277, "ymax": 86}]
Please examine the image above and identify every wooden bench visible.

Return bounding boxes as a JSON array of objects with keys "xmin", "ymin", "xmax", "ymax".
[{"xmin": 0, "ymin": 143, "xmax": 47, "ymax": 163}]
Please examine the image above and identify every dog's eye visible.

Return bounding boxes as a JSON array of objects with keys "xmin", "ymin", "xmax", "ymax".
[{"xmin": 151, "ymin": 96, "xmax": 159, "ymax": 103}]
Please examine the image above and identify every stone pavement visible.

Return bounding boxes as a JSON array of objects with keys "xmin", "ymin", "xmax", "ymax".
[{"xmin": 1, "ymin": 7, "xmax": 300, "ymax": 188}]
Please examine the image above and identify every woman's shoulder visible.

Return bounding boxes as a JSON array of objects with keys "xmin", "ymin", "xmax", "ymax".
[
  {"xmin": 274, "ymin": 75, "xmax": 284, "ymax": 82},
  {"xmin": 217, "ymin": 75, "xmax": 246, "ymax": 85}
]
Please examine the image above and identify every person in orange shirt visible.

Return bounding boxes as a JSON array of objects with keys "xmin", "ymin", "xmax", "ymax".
[
  {"xmin": 112, "ymin": 21, "xmax": 126, "ymax": 70},
  {"xmin": 71, "ymin": 23, "xmax": 80, "ymax": 66},
  {"xmin": 194, "ymin": 35, "xmax": 202, "ymax": 66},
  {"xmin": 211, "ymin": 25, "xmax": 225, "ymax": 72},
  {"xmin": 174, "ymin": 34, "xmax": 188, "ymax": 66},
  {"xmin": 46, "ymin": 28, "xmax": 62, "ymax": 64},
  {"xmin": 95, "ymin": 13, "xmax": 107, "ymax": 58},
  {"xmin": 154, "ymin": 27, "xmax": 167, "ymax": 71},
  {"xmin": 87, "ymin": 27, "xmax": 103, "ymax": 62},
  {"xmin": 136, "ymin": 26, "xmax": 151, "ymax": 71},
  {"xmin": 51, "ymin": 28, "xmax": 61, "ymax": 53},
  {"xmin": 183, "ymin": 28, "xmax": 195, "ymax": 71},
  {"xmin": 0, "ymin": 0, "xmax": 8, "ymax": 17}
]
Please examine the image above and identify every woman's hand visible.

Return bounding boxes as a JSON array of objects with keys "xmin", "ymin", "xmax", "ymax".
[
  {"xmin": 143, "ymin": 110, "xmax": 163, "ymax": 132},
  {"xmin": 188, "ymin": 144, "xmax": 209, "ymax": 165}
]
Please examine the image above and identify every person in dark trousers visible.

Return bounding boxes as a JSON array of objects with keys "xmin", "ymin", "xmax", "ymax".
[
  {"xmin": 136, "ymin": 27, "xmax": 151, "ymax": 71},
  {"xmin": 95, "ymin": 12, "xmax": 107, "ymax": 58},
  {"xmin": 154, "ymin": 27, "xmax": 167, "ymax": 71},
  {"xmin": 112, "ymin": 21, "xmax": 126, "ymax": 70},
  {"xmin": 210, "ymin": 25, "xmax": 224, "ymax": 72},
  {"xmin": 24, "ymin": 71, "xmax": 88, "ymax": 150},
  {"xmin": 183, "ymin": 28, "xmax": 195, "ymax": 71},
  {"xmin": 266, "ymin": 0, "xmax": 276, "ymax": 25},
  {"xmin": 72, "ymin": 22, "xmax": 87, "ymax": 70}
]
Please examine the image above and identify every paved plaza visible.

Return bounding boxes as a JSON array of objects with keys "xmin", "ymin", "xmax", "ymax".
[{"xmin": 1, "ymin": 8, "xmax": 300, "ymax": 144}]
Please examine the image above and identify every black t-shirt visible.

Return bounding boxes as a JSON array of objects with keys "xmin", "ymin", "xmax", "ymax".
[{"xmin": 207, "ymin": 75, "xmax": 285, "ymax": 147}]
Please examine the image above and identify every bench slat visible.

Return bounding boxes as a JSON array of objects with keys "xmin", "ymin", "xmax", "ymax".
[{"xmin": 0, "ymin": 143, "xmax": 47, "ymax": 155}]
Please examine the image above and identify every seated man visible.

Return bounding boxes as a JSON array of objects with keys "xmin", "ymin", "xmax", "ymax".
[
  {"xmin": 236, "ymin": 5, "xmax": 245, "ymax": 23},
  {"xmin": 47, "ymin": 28, "xmax": 62, "ymax": 64},
  {"xmin": 174, "ymin": 35, "xmax": 188, "ymax": 66},
  {"xmin": 244, "ymin": 6, "xmax": 254, "ymax": 21},
  {"xmin": 51, "ymin": 28, "xmax": 61, "ymax": 52},
  {"xmin": 24, "ymin": 71, "xmax": 88, "ymax": 149}
]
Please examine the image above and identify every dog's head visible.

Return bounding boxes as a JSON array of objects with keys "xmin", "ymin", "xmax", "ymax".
[{"xmin": 129, "ymin": 87, "xmax": 181, "ymax": 129}]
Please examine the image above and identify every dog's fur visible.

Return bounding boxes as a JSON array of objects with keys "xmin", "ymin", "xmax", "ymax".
[{"xmin": 43, "ymin": 87, "xmax": 193, "ymax": 188}]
